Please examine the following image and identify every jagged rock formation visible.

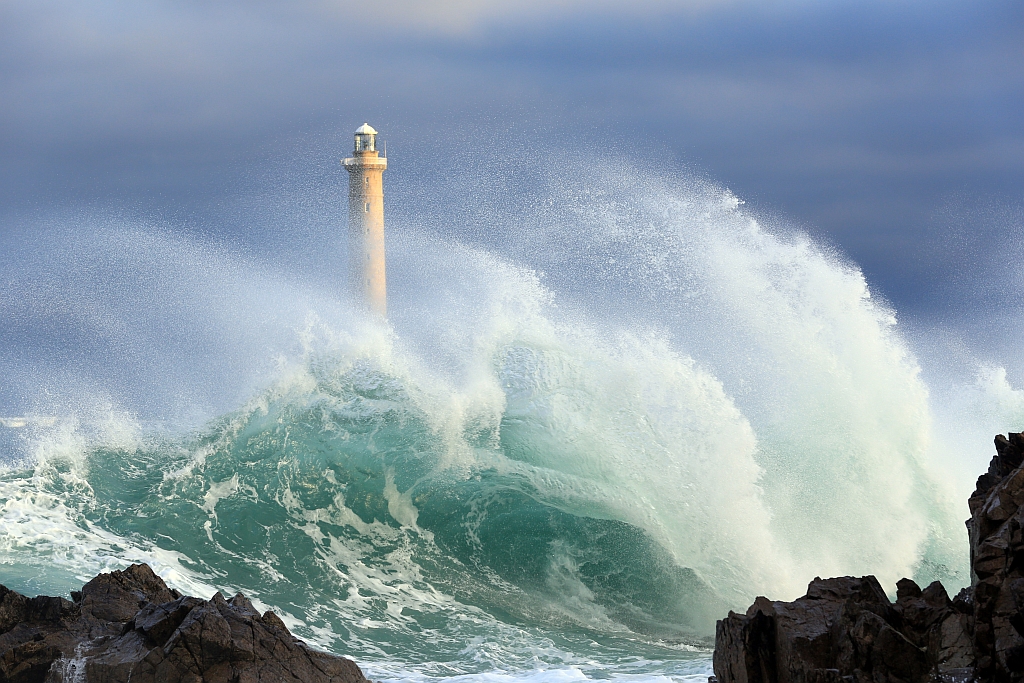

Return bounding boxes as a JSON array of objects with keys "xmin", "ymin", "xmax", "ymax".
[
  {"xmin": 713, "ymin": 432, "xmax": 1024, "ymax": 683},
  {"xmin": 0, "ymin": 563, "xmax": 368, "ymax": 683},
  {"xmin": 968, "ymin": 432, "xmax": 1024, "ymax": 679},
  {"xmin": 713, "ymin": 575, "xmax": 974, "ymax": 683}
]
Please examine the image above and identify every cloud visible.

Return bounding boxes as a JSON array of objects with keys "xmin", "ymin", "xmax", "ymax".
[
  {"xmin": 0, "ymin": 0, "xmax": 1021, "ymax": 320},
  {"xmin": 312, "ymin": 0, "xmax": 754, "ymax": 35}
]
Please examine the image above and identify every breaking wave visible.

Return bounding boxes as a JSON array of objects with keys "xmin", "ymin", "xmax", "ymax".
[{"xmin": 0, "ymin": 157, "xmax": 1000, "ymax": 681}]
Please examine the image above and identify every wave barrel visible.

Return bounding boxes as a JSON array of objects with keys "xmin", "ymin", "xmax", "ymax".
[{"xmin": 342, "ymin": 123, "xmax": 388, "ymax": 317}]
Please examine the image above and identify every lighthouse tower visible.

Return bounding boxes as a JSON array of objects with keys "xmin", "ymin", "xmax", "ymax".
[{"xmin": 342, "ymin": 123, "xmax": 388, "ymax": 316}]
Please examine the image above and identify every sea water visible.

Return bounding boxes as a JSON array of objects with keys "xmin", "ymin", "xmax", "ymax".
[{"xmin": 0, "ymin": 157, "xmax": 1016, "ymax": 681}]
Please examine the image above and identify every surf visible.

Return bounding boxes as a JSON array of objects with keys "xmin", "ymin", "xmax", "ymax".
[{"xmin": 0, "ymin": 155, "xmax": 995, "ymax": 680}]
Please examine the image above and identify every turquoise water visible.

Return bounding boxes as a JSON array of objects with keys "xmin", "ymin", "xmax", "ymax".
[
  {"xmin": 0, "ymin": 161, "xmax": 995, "ymax": 681},
  {"xmin": 0, "ymin": 346, "xmax": 722, "ymax": 681}
]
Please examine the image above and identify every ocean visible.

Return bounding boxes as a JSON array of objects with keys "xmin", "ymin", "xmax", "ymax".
[{"xmin": 0, "ymin": 158, "xmax": 1012, "ymax": 681}]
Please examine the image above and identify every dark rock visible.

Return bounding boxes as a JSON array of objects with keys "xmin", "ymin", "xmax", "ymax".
[
  {"xmin": 968, "ymin": 434, "xmax": 1024, "ymax": 681},
  {"xmin": 715, "ymin": 432, "xmax": 1024, "ymax": 683},
  {"xmin": 134, "ymin": 596, "xmax": 205, "ymax": 645},
  {"xmin": 80, "ymin": 562, "xmax": 176, "ymax": 626},
  {"xmin": 715, "ymin": 576, "xmax": 909, "ymax": 683},
  {"xmin": 831, "ymin": 599, "xmax": 930, "ymax": 682},
  {"xmin": 0, "ymin": 563, "xmax": 368, "ymax": 683},
  {"xmin": 715, "ymin": 574, "xmax": 958, "ymax": 683},
  {"xmin": 713, "ymin": 605, "xmax": 777, "ymax": 683}
]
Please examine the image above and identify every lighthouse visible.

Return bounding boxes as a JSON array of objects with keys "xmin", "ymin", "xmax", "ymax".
[{"xmin": 342, "ymin": 123, "xmax": 388, "ymax": 317}]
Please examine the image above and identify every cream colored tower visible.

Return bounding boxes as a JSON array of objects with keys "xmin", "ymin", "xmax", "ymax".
[{"xmin": 342, "ymin": 123, "xmax": 388, "ymax": 316}]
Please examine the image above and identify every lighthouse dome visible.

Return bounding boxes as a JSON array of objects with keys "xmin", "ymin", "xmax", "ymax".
[{"xmin": 354, "ymin": 123, "xmax": 377, "ymax": 135}]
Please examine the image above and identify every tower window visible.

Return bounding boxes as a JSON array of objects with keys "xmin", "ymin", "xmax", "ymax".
[
  {"xmin": 364, "ymin": 202, "xmax": 370, "ymax": 212},
  {"xmin": 364, "ymin": 177, "xmax": 369, "ymax": 187}
]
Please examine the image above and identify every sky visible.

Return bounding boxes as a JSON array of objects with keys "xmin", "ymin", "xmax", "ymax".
[
  {"xmin": 2, "ymin": 1, "xmax": 1023, "ymax": 625},
  {"xmin": 1, "ymin": 0, "xmax": 1022, "ymax": 382}
]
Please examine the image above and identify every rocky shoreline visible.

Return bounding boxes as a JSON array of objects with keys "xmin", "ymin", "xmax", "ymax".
[
  {"xmin": 0, "ymin": 562, "xmax": 368, "ymax": 683},
  {"xmin": 713, "ymin": 433, "xmax": 1024, "ymax": 683}
]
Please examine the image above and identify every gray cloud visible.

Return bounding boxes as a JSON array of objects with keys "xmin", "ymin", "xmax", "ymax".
[{"xmin": 0, "ymin": 0, "xmax": 1021, "ymax": 324}]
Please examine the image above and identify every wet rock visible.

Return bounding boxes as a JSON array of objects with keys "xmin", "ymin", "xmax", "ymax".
[
  {"xmin": 0, "ymin": 563, "xmax": 368, "ymax": 683},
  {"xmin": 0, "ymin": 584, "xmax": 79, "ymax": 683},
  {"xmin": 830, "ymin": 599, "xmax": 929, "ymax": 682},
  {"xmin": 714, "ymin": 432, "xmax": 1024, "ymax": 683},
  {"xmin": 969, "ymin": 433, "xmax": 1024, "ymax": 681},
  {"xmin": 714, "ymin": 575, "xmax": 932, "ymax": 683},
  {"xmin": 713, "ymin": 605, "xmax": 776, "ymax": 683}
]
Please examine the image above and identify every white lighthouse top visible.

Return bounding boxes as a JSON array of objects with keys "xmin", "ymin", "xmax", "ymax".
[{"xmin": 354, "ymin": 123, "xmax": 377, "ymax": 135}]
